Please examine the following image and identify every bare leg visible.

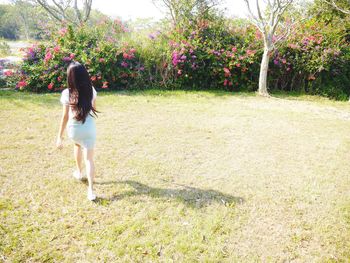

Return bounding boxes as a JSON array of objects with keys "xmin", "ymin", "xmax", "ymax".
[
  {"xmin": 84, "ymin": 148, "xmax": 95, "ymax": 193},
  {"xmin": 74, "ymin": 144, "xmax": 83, "ymax": 174}
]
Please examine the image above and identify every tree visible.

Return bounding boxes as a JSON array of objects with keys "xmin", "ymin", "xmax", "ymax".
[
  {"xmin": 0, "ymin": 4, "xmax": 20, "ymax": 39},
  {"xmin": 324, "ymin": 0, "xmax": 350, "ymax": 14},
  {"xmin": 152, "ymin": 0, "xmax": 222, "ymax": 25},
  {"xmin": 243, "ymin": 0, "xmax": 294, "ymax": 97},
  {"xmin": 11, "ymin": 0, "xmax": 38, "ymax": 40},
  {"xmin": 33, "ymin": 0, "xmax": 92, "ymax": 25}
]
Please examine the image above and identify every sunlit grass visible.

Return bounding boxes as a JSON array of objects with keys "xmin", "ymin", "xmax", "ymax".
[{"xmin": 0, "ymin": 90, "xmax": 349, "ymax": 261}]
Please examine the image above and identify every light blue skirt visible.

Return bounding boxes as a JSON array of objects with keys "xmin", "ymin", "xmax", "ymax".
[{"xmin": 67, "ymin": 115, "xmax": 96, "ymax": 149}]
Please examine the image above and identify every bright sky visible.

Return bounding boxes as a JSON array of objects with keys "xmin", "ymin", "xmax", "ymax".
[
  {"xmin": 92, "ymin": 0, "xmax": 248, "ymax": 20},
  {"xmin": 0, "ymin": 0, "xmax": 249, "ymax": 20}
]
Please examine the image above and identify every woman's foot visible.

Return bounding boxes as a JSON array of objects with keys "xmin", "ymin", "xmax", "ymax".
[
  {"xmin": 87, "ymin": 188, "xmax": 96, "ymax": 201},
  {"xmin": 73, "ymin": 170, "xmax": 84, "ymax": 181}
]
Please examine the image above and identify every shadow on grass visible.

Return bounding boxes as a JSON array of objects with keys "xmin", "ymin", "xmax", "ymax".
[{"xmin": 94, "ymin": 180, "xmax": 244, "ymax": 208}]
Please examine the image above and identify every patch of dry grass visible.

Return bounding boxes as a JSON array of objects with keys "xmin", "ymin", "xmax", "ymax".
[{"xmin": 0, "ymin": 90, "xmax": 349, "ymax": 262}]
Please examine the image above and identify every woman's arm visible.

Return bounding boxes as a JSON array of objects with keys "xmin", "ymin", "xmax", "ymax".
[
  {"xmin": 92, "ymin": 98, "xmax": 96, "ymax": 110},
  {"xmin": 56, "ymin": 105, "xmax": 69, "ymax": 149}
]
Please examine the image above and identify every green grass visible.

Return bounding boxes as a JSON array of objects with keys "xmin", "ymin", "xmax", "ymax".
[{"xmin": 0, "ymin": 90, "xmax": 350, "ymax": 262}]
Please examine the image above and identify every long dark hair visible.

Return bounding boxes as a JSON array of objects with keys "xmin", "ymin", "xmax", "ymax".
[{"xmin": 67, "ymin": 62, "xmax": 98, "ymax": 123}]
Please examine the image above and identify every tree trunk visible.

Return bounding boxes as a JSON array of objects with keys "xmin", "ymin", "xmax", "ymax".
[
  {"xmin": 22, "ymin": 18, "xmax": 30, "ymax": 41},
  {"xmin": 258, "ymin": 48, "xmax": 270, "ymax": 96}
]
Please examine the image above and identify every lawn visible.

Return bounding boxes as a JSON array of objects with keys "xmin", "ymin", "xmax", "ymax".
[{"xmin": 0, "ymin": 90, "xmax": 349, "ymax": 262}]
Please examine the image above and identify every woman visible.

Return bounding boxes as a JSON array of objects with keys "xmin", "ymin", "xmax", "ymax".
[{"xmin": 56, "ymin": 61, "xmax": 99, "ymax": 201}]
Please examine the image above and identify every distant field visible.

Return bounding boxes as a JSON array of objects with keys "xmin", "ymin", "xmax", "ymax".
[{"xmin": 0, "ymin": 90, "xmax": 349, "ymax": 262}]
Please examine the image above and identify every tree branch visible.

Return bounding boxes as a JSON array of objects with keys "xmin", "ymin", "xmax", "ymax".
[{"xmin": 324, "ymin": 0, "xmax": 350, "ymax": 14}]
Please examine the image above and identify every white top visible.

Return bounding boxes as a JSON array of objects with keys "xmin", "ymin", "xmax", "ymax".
[{"xmin": 60, "ymin": 87, "xmax": 97, "ymax": 121}]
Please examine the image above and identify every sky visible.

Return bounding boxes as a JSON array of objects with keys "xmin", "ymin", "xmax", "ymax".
[
  {"xmin": 0, "ymin": 0, "xmax": 249, "ymax": 20},
  {"xmin": 91, "ymin": 0, "xmax": 248, "ymax": 20}
]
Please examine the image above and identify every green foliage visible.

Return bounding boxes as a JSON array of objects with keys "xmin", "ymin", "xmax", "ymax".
[
  {"xmin": 269, "ymin": 18, "xmax": 350, "ymax": 99},
  {"xmin": 0, "ymin": 4, "xmax": 20, "ymax": 40},
  {"xmin": 0, "ymin": 39, "xmax": 11, "ymax": 57},
  {"xmin": 0, "ymin": 3, "xmax": 112, "ymax": 41},
  {"xmin": 168, "ymin": 15, "xmax": 262, "ymax": 90},
  {"xmin": 310, "ymin": 0, "xmax": 350, "ymax": 23},
  {"xmin": 15, "ymin": 20, "xmax": 143, "ymax": 92},
  {"xmin": 2, "ymin": 1, "xmax": 349, "ymax": 99}
]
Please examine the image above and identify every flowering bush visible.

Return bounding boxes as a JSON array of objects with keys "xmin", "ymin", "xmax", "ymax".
[
  {"xmin": 269, "ymin": 19, "xmax": 350, "ymax": 99},
  {"xmin": 3, "ymin": 11, "xmax": 350, "ymax": 100},
  {"xmin": 14, "ymin": 20, "xmax": 144, "ymax": 92},
  {"xmin": 167, "ymin": 17, "xmax": 262, "ymax": 90}
]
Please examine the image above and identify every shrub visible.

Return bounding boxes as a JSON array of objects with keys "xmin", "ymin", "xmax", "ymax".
[
  {"xmin": 167, "ymin": 15, "xmax": 262, "ymax": 90},
  {"xmin": 5, "ymin": 9, "xmax": 350, "ymax": 100},
  {"xmin": 16, "ymin": 20, "xmax": 144, "ymax": 92},
  {"xmin": 268, "ymin": 18, "xmax": 350, "ymax": 99}
]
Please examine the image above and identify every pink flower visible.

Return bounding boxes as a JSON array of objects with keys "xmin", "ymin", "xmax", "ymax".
[
  {"xmin": 17, "ymin": 80, "xmax": 27, "ymax": 88},
  {"xmin": 121, "ymin": 61, "xmax": 128, "ymax": 68},
  {"xmin": 44, "ymin": 51, "xmax": 53, "ymax": 63},
  {"xmin": 177, "ymin": 69, "xmax": 182, "ymax": 75},
  {"xmin": 232, "ymin": 47, "xmax": 237, "ymax": 52},
  {"xmin": 255, "ymin": 31, "xmax": 262, "ymax": 40},
  {"xmin": 123, "ymin": 53, "xmax": 129, "ymax": 59},
  {"xmin": 223, "ymin": 67, "xmax": 231, "ymax": 77},
  {"xmin": 224, "ymin": 79, "xmax": 228, "ymax": 86},
  {"xmin": 53, "ymin": 45, "xmax": 60, "ymax": 53},
  {"xmin": 246, "ymin": 49, "xmax": 256, "ymax": 56},
  {"xmin": 59, "ymin": 28, "xmax": 68, "ymax": 36},
  {"xmin": 69, "ymin": 53, "xmax": 75, "ymax": 59},
  {"xmin": 102, "ymin": 81, "xmax": 108, "ymax": 89},
  {"xmin": 99, "ymin": 58, "xmax": 105, "ymax": 63},
  {"xmin": 172, "ymin": 52, "xmax": 180, "ymax": 66},
  {"xmin": 130, "ymin": 48, "xmax": 136, "ymax": 53},
  {"xmin": 57, "ymin": 77, "xmax": 62, "ymax": 82},
  {"xmin": 236, "ymin": 63, "xmax": 241, "ymax": 68},
  {"xmin": 281, "ymin": 59, "xmax": 287, "ymax": 64},
  {"xmin": 288, "ymin": 43, "xmax": 299, "ymax": 49},
  {"xmin": 4, "ymin": 70, "xmax": 13, "ymax": 77},
  {"xmin": 48, "ymin": 83, "xmax": 54, "ymax": 90},
  {"xmin": 91, "ymin": 76, "xmax": 97, "ymax": 81}
]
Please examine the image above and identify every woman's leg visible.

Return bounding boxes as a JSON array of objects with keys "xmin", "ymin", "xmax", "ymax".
[
  {"xmin": 74, "ymin": 143, "xmax": 83, "ymax": 174},
  {"xmin": 84, "ymin": 148, "xmax": 95, "ymax": 193}
]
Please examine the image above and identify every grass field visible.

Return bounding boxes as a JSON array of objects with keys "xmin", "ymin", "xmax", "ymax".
[{"xmin": 0, "ymin": 90, "xmax": 349, "ymax": 262}]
